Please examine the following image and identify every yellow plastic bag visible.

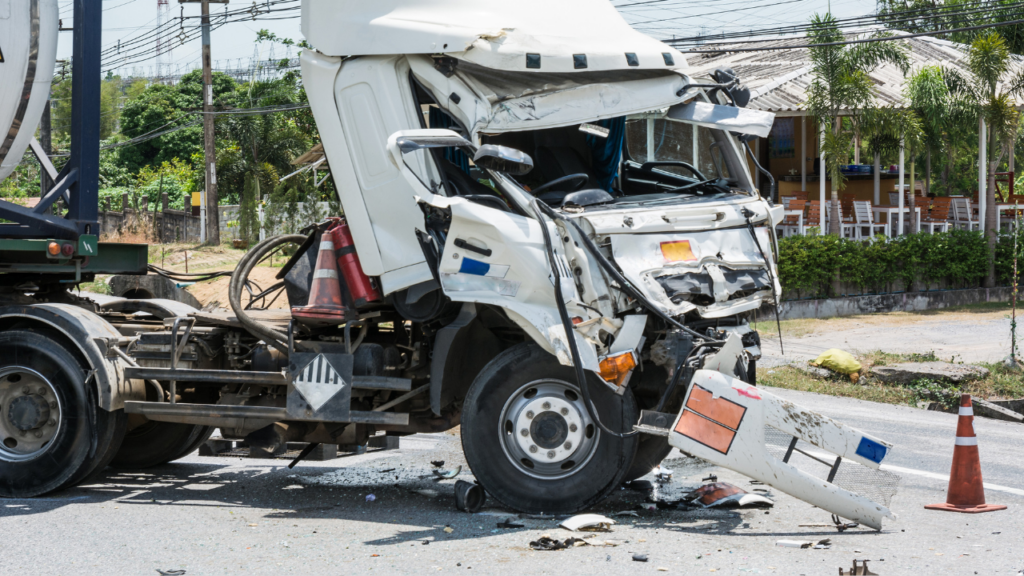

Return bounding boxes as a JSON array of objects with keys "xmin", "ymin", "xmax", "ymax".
[{"xmin": 810, "ymin": 349, "xmax": 862, "ymax": 376}]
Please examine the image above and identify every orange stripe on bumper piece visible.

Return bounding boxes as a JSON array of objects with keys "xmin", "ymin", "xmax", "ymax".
[
  {"xmin": 674, "ymin": 410, "xmax": 737, "ymax": 454},
  {"xmin": 686, "ymin": 385, "xmax": 746, "ymax": 429}
]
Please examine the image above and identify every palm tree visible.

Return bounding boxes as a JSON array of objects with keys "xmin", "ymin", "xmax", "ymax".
[
  {"xmin": 947, "ymin": 31, "xmax": 1024, "ymax": 287},
  {"xmin": 806, "ymin": 13, "xmax": 910, "ymax": 235},
  {"xmin": 904, "ymin": 66, "xmax": 976, "ymax": 197}
]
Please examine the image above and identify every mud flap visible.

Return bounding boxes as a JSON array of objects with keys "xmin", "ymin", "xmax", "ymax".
[{"xmin": 666, "ymin": 370, "xmax": 897, "ymax": 530}]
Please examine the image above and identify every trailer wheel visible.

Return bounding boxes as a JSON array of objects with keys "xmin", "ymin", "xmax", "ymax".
[
  {"xmin": 110, "ymin": 421, "xmax": 210, "ymax": 469},
  {"xmin": 462, "ymin": 344, "xmax": 639, "ymax": 514},
  {"xmin": 0, "ymin": 330, "xmax": 123, "ymax": 497}
]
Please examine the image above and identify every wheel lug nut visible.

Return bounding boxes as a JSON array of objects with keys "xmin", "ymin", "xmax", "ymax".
[
  {"xmin": 525, "ymin": 411, "xmax": 534, "ymax": 419},
  {"xmin": 520, "ymin": 429, "xmax": 529, "ymax": 437},
  {"xmin": 34, "ymin": 431, "xmax": 43, "ymax": 438},
  {"xmin": 560, "ymin": 408, "xmax": 569, "ymax": 416},
  {"xmin": 529, "ymin": 445, "xmax": 538, "ymax": 453},
  {"xmin": 38, "ymin": 388, "xmax": 47, "ymax": 396},
  {"xmin": 50, "ymin": 401, "xmax": 57, "ymax": 409},
  {"xmin": 21, "ymin": 387, "xmax": 30, "ymax": 395},
  {"xmin": 542, "ymin": 402, "xmax": 551, "ymax": 410},
  {"xmin": 48, "ymin": 419, "xmax": 56, "ymax": 427},
  {"xmin": 569, "ymin": 424, "xmax": 578, "ymax": 432},
  {"xmin": 547, "ymin": 450, "xmax": 556, "ymax": 459},
  {"xmin": 564, "ymin": 441, "xmax": 572, "ymax": 450}
]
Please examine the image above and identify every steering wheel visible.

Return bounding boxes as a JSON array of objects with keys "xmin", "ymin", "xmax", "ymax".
[
  {"xmin": 531, "ymin": 173, "xmax": 590, "ymax": 195},
  {"xmin": 639, "ymin": 161, "xmax": 706, "ymax": 182}
]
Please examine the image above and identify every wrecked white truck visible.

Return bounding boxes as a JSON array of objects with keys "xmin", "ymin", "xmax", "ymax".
[{"xmin": 0, "ymin": 0, "xmax": 898, "ymax": 529}]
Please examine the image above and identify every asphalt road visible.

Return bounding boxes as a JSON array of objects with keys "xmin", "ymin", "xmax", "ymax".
[{"xmin": 2, "ymin": 389, "xmax": 1022, "ymax": 576}]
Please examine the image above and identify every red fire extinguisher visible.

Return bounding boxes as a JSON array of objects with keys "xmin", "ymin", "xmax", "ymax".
[{"xmin": 330, "ymin": 219, "xmax": 381, "ymax": 307}]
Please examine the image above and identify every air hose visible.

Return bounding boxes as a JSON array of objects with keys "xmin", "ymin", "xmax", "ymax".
[{"xmin": 228, "ymin": 234, "xmax": 308, "ymax": 356}]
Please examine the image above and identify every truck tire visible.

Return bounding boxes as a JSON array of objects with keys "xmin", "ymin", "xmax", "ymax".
[
  {"xmin": 0, "ymin": 330, "xmax": 124, "ymax": 497},
  {"xmin": 110, "ymin": 421, "xmax": 210, "ymax": 469},
  {"xmin": 461, "ymin": 344, "xmax": 639, "ymax": 514}
]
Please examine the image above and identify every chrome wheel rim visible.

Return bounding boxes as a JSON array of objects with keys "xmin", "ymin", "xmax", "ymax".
[
  {"xmin": 0, "ymin": 367, "xmax": 62, "ymax": 462},
  {"xmin": 499, "ymin": 379, "xmax": 598, "ymax": 480}
]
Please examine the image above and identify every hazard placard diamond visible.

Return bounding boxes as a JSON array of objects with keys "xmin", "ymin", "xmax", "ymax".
[{"xmin": 293, "ymin": 353, "xmax": 347, "ymax": 412}]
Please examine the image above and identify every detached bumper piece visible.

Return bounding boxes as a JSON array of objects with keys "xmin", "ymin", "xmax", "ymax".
[{"xmin": 656, "ymin": 370, "xmax": 899, "ymax": 530}]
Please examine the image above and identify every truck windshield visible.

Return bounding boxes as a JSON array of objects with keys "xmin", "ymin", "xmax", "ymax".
[{"xmin": 625, "ymin": 118, "xmax": 735, "ymax": 181}]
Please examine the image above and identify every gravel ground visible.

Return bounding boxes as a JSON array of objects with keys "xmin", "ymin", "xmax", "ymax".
[{"xmin": 2, "ymin": 389, "xmax": 1022, "ymax": 576}]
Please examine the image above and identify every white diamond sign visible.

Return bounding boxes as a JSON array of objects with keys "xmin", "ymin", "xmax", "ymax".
[{"xmin": 293, "ymin": 354, "xmax": 347, "ymax": 412}]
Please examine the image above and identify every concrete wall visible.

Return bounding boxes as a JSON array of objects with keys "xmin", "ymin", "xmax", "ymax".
[{"xmin": 757, "ymin": 286, "xmax": 1014, "ymax": 321}]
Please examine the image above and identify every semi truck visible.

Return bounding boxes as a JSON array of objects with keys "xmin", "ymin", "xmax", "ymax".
[{"xmin": 0, "ymin": 0, "xmax": 899, "ymax": 529}]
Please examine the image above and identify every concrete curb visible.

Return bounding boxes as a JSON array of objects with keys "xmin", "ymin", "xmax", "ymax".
[{"xmin": 758, "ymin": 286, "xmax": 1014, "ymax": 321}]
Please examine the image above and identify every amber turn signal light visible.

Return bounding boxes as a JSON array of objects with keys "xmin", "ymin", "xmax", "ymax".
[
  {"xmin": 47, "ymin": 242, "xmax": 61, "ymax": 256},
  {"xmin": 598, "ymin": 351, "xmax": 637, "ymax": 387}
]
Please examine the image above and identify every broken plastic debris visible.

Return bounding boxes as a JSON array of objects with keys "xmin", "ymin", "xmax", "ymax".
[
  {"xmin": 776, "ymin": 538, "xmax": 832, "ymax": 549},
  {"xmin": 156, "ymin": 571, "xmax": 186, "ymax": 576},
  {"xmin": 365, "ymin": 494, "xmax": 376, "ymax": 502},
  {"xmin": 497, "ymin": 519, "xmax": 525, "ymax": 529},
  {"xmin": 839, "ymin": 559, "xmax": 879, "ymax": 575},
  {"xmin": 443, "ymin": 526, "xmax": 454, "ymax": 534},
  {"xmin": 432, "ymin": 465, "xmax": 462, "ymax": 480},
  {"xmin": 559, "ymin": 514, "xmax": 615, "ymax": 532},
  {"xmin": 687, "ymin": 482, "xmax": 774, "ymax": 508},
  {"xmin": 529, "ymin": 535, "xmax": 586, "ymax": 551},
  {"xmin": 613, "ymin": 510, "xmax": 640, "ymax": 517},
  {"xmin": 632, "ymin": 554, "xmax": 648, "ymax": 562},
  {"xmin": 654, "ymin": 465, "xmax": 673, "ymax": 481},
  {"xmin": 431, "ymin": 460, "xmax": 445, "ymax": 467}
]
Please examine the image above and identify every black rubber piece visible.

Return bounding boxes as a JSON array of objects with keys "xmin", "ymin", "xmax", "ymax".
[
  {"xmin": 623, "ymin": 434, "xmax": 675, "ymax": 483},
  {"xmin": 461, "ymin": 344, "xmax": 639, "ymax": 514},
  {"xmin": 747, "ymin": 359, "xmax": 757, "ymax": 386},
  {"xmin": 0, "ymin": 330, "xmax": 121, "ymax": 498}
]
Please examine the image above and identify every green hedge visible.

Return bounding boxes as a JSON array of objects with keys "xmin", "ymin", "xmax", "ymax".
[{"xmin": 776, "ymin": 229, "xmax": 1019, "ymax": 300}]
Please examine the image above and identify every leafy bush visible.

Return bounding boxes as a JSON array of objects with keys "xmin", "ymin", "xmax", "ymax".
[{"xmin": 778, "ymin": 229, "xmax": 993, "ymax": 299}]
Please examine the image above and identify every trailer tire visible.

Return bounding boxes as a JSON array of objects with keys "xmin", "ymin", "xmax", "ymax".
[
  {"xmin": 462, "ymin": 344, "xmax": 639, "ymax": 514},
  {"xmin": 0, "ymin": 330, "xmax": 122, "ymax": 497},
  {"xmin": 110, "ymin": 421, "xmax": 210, "ymax": 469}
]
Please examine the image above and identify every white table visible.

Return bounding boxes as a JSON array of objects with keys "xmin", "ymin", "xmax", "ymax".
[{"xmin": 872, "ymin": 206, "xmax": 921, "ymax": 237}]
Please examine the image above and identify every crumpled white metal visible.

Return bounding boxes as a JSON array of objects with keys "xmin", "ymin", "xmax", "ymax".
[{"xmin": 666, "ymin": 101, "xmax": 776, "ymax": 139}]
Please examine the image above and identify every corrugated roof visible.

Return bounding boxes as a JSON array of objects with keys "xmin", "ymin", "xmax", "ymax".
[{"xmin": 684, "ymin": 30, "xmax": 1024, "ymax": 114}]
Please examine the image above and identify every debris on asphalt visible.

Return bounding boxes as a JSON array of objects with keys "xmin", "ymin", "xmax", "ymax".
[
  {"xmin": 776, "ymin": 539, "xmax": 832, "ymax": 549},
  {"xmin": 157, "ymin": 571, "xmax": 186, "ymax": 576},
  {"xmin": 431, "ymin": 461, "xmax": 445, "ymax": 467},
  {"xmin": 365, "ymin": 494, "xmax": 376, "ymax": 502},
  {"xmin": 454, "ymin": 480, "xmax": 486, "ymax": 513},
  {"xmin": 560, "ymin": 514, "xmax": 615, "ymax": 532},
  {"xmin": 412, "ymin": 489, "xmax": 439, "ymax": 498},
  {"xmin": 702, "ymin": 474, "xmax": 718, "ymax": 483},
  {"xmin": 497, "ymin": 519, "xmax": 525, "ymax": 529},
  {"xmin": 832, "ymin": 514, "xmax": 860, "ymax": 532},
  {"xmin": 433, "ymin": 465, "xmax": 462, "ymax": 480},
  {"xmin": 632, "ymin": 554, "xmax": 648, "ymax": 562},
  {"xmin": 654, "ymin": 465, "xmax": 673, "ymax": 481},
  {"xmin": 614, "ymin": 510, "xmax": 640, "ymax": 517},
  {"xmin": 839, "ymin": 559, "xmax": 879, "ymax": 575},
  {"xmin": 686, "ymin": 482, "xmax": 774, "ymax": 508},
  {"xmin": 529, "ymin": 536, "xmax": 586, "ymax": 551},
  {"xmin": 443, "ymin": 526, "xmax": 454, "ymax": 534}
]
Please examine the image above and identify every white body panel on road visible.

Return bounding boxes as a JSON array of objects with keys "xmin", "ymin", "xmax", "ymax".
[
  {"xmin": 0, "ymin": 0, "xmax": 58, "ymax": 181},
  {"xmin": 669, "ymin": 370, "xmax": 897, "ymax": 530}
]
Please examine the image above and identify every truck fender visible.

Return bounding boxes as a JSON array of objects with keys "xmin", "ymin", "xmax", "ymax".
[
  {"xmin": 0, "ymin": 303, "xmax": 142, "ymax": 410},
  {"xmin": 429, "ymin": 303, "xmax": 503, "ymax": 416}
]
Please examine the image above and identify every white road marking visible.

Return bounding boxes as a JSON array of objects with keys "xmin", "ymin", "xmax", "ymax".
[{"xmin": 882, "ymin": 464, "xmax": 1024, "ymax": 497}]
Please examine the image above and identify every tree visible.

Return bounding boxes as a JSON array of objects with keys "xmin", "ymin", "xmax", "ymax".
[
  {"xmin": 947, "ymin": 31, "xmax": 1024, "ymax": 287},
  {"xmin": 903, "ymin": 66, "xmax": 976, "ymax": 196},
  {"xmin": 806, "ymin": 13, "xmax": 910, "ymax": 235},
  {"xmin": 877, "ymin": 0, "xmax": 1024, "ymax": 56}
]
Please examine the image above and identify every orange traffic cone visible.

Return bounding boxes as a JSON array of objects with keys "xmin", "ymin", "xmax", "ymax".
[
  {"xmin": 291, "ymin": 230, "xmax": 353, "ymax": 326},
  {"xmin": 924, "ymin": 394, "xmax": 1006, "ymax": 514}
]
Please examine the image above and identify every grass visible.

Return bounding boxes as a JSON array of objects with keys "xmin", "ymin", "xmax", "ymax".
[{"xmin": 762, "ymin": 349, "xmax": 1024, "ymax": 409}]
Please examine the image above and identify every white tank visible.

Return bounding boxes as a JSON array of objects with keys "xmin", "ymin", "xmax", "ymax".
[{"xmin": 0, "ymin": 0, "xmax": 58, "ymax": 182}]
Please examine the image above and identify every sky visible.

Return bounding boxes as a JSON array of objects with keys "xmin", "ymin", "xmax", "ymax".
[{"xmin": 56, "ymin": 0, "xmax": 879, "ymax": 79}]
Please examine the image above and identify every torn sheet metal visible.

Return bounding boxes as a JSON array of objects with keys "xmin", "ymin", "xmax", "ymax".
[
  {"xmin": 687, "ymin": 482, "xmax": 774, "ymax": 508},
  {"xmin": 666, "ymin": 101, "xmax": 775, "ymax": 138},
  {"xmin": 668, "ymin": 370, "xmax": 897, "ymax": 530}
]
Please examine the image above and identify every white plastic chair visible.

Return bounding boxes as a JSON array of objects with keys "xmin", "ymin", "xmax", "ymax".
[
  {"xmin": 853, "ymin": 201, "xmax": 887, "ymax": 240},
  {"xmin": 825, "ymin": 203, "xmax": 857, "ymax": 238},
  {"xmin": 952, "ymin": 198, "xmax": 980, "ymax": 231}
]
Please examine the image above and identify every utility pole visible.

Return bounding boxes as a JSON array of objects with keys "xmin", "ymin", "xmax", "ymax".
[{"xmin": 180, "ymin": 0, "xmax": 227, "ymax": 245}]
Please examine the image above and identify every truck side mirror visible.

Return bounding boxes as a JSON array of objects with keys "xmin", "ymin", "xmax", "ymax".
[{"xmin": 473, "ymin": 145, "xmax": 534, "ymax": 176}]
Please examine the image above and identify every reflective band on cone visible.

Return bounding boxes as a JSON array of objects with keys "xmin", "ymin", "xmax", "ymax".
[{"xmin": 925, "ymin": 394, "xmax": 1006, "ymax": 514}]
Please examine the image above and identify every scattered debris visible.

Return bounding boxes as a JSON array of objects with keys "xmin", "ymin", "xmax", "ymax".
[
  {"xmin": 613, "ymin": 510, "xmax": 640, "ymax": 517},
  {"xmin": 412, "ymin": 489, "xmax": 439, "ymax": 498},
  {"xmin": 431, "ymin": 461, "xmax": 445, "ymax": 468},
  {"xmin": 832, "ymin": 514, "xmax": 860, "ymax": 532},
  {"xmin": 654, "ymin": 465, "xmax": 673, "ymax": 481},
  {"xmin": 657, "ymin": 568, "xmax": 669, "ymax": 572},
  {"xmin": 497, "ymin": 519, "xmax": 525, "ymax": 529},
  {"xmin": 529, "ymin": 536, "xmax": 586, "ymax": 551},
  {"xmin": 701, "ymin": 474, "xmax": 718, "ymax": 483},
  {"xmin": 157, "ymin": 571, "xmax": 186, "ymax": 576},
  {"xmin": 454, "ymin": 480, "xmax": 486, "ymax": 513},
  {"xmin": 839, "ymin": 559, "xmax": 879, "ymax": 575},
  {"xmin": 560, "ymin": 514, "xmax": 615, "ymax": 532},
  {"xmin": 776, "ymin": 539, "xmax": 832, "ymax": 549},
  {"xmin": 632, "ymin": 554, "xmax": 648, "ymax": 562},
  {"xmin": 365, "ymin": 494, "xmax": 376, "ymax": 502},
  {"xmin": 686, "ymin": 482, "xmax": 774, "ymax": 509},
  {"xmin": 443, "ymin": 526, "xmax": 454, "ymax": 534},
  {"xmin": 432, "ymin": 465, "xmax": 462, "ymax": 480},
  {"xmin": 870, "ymin": 362, "xmax": 989, "ymax": 384},
  {"xmin": 380, "ymin": 468, "xmax": 395, "ymax": 473}
]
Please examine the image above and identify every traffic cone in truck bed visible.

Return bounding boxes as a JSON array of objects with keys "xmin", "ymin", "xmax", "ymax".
[
  {"xmin": 925, "ymin": 394, "xmax": 1006, "ymax": 514},
  {"xmin": 291, "ymin": 231, "xmax": 354, "ymax": 326}
]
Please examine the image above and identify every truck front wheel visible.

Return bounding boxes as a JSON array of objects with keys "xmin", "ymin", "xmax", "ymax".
[
  {"xmin": 461, "ymin": 344, "xmax": 638, "ymax": 514},
  {"xmin": 0, "ymin": 330, "xmax": 124, "ymax": 497}
]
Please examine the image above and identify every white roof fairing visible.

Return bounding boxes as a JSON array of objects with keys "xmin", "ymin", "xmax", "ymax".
[{"xmin": 301, "ymin": 0, "xmax": 688, "ymax": 74}]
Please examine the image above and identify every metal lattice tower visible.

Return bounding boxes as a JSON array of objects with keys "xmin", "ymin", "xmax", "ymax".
[{"xmin": 156, "ymin": 0, "xmax": 171, "ymax": 81}]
